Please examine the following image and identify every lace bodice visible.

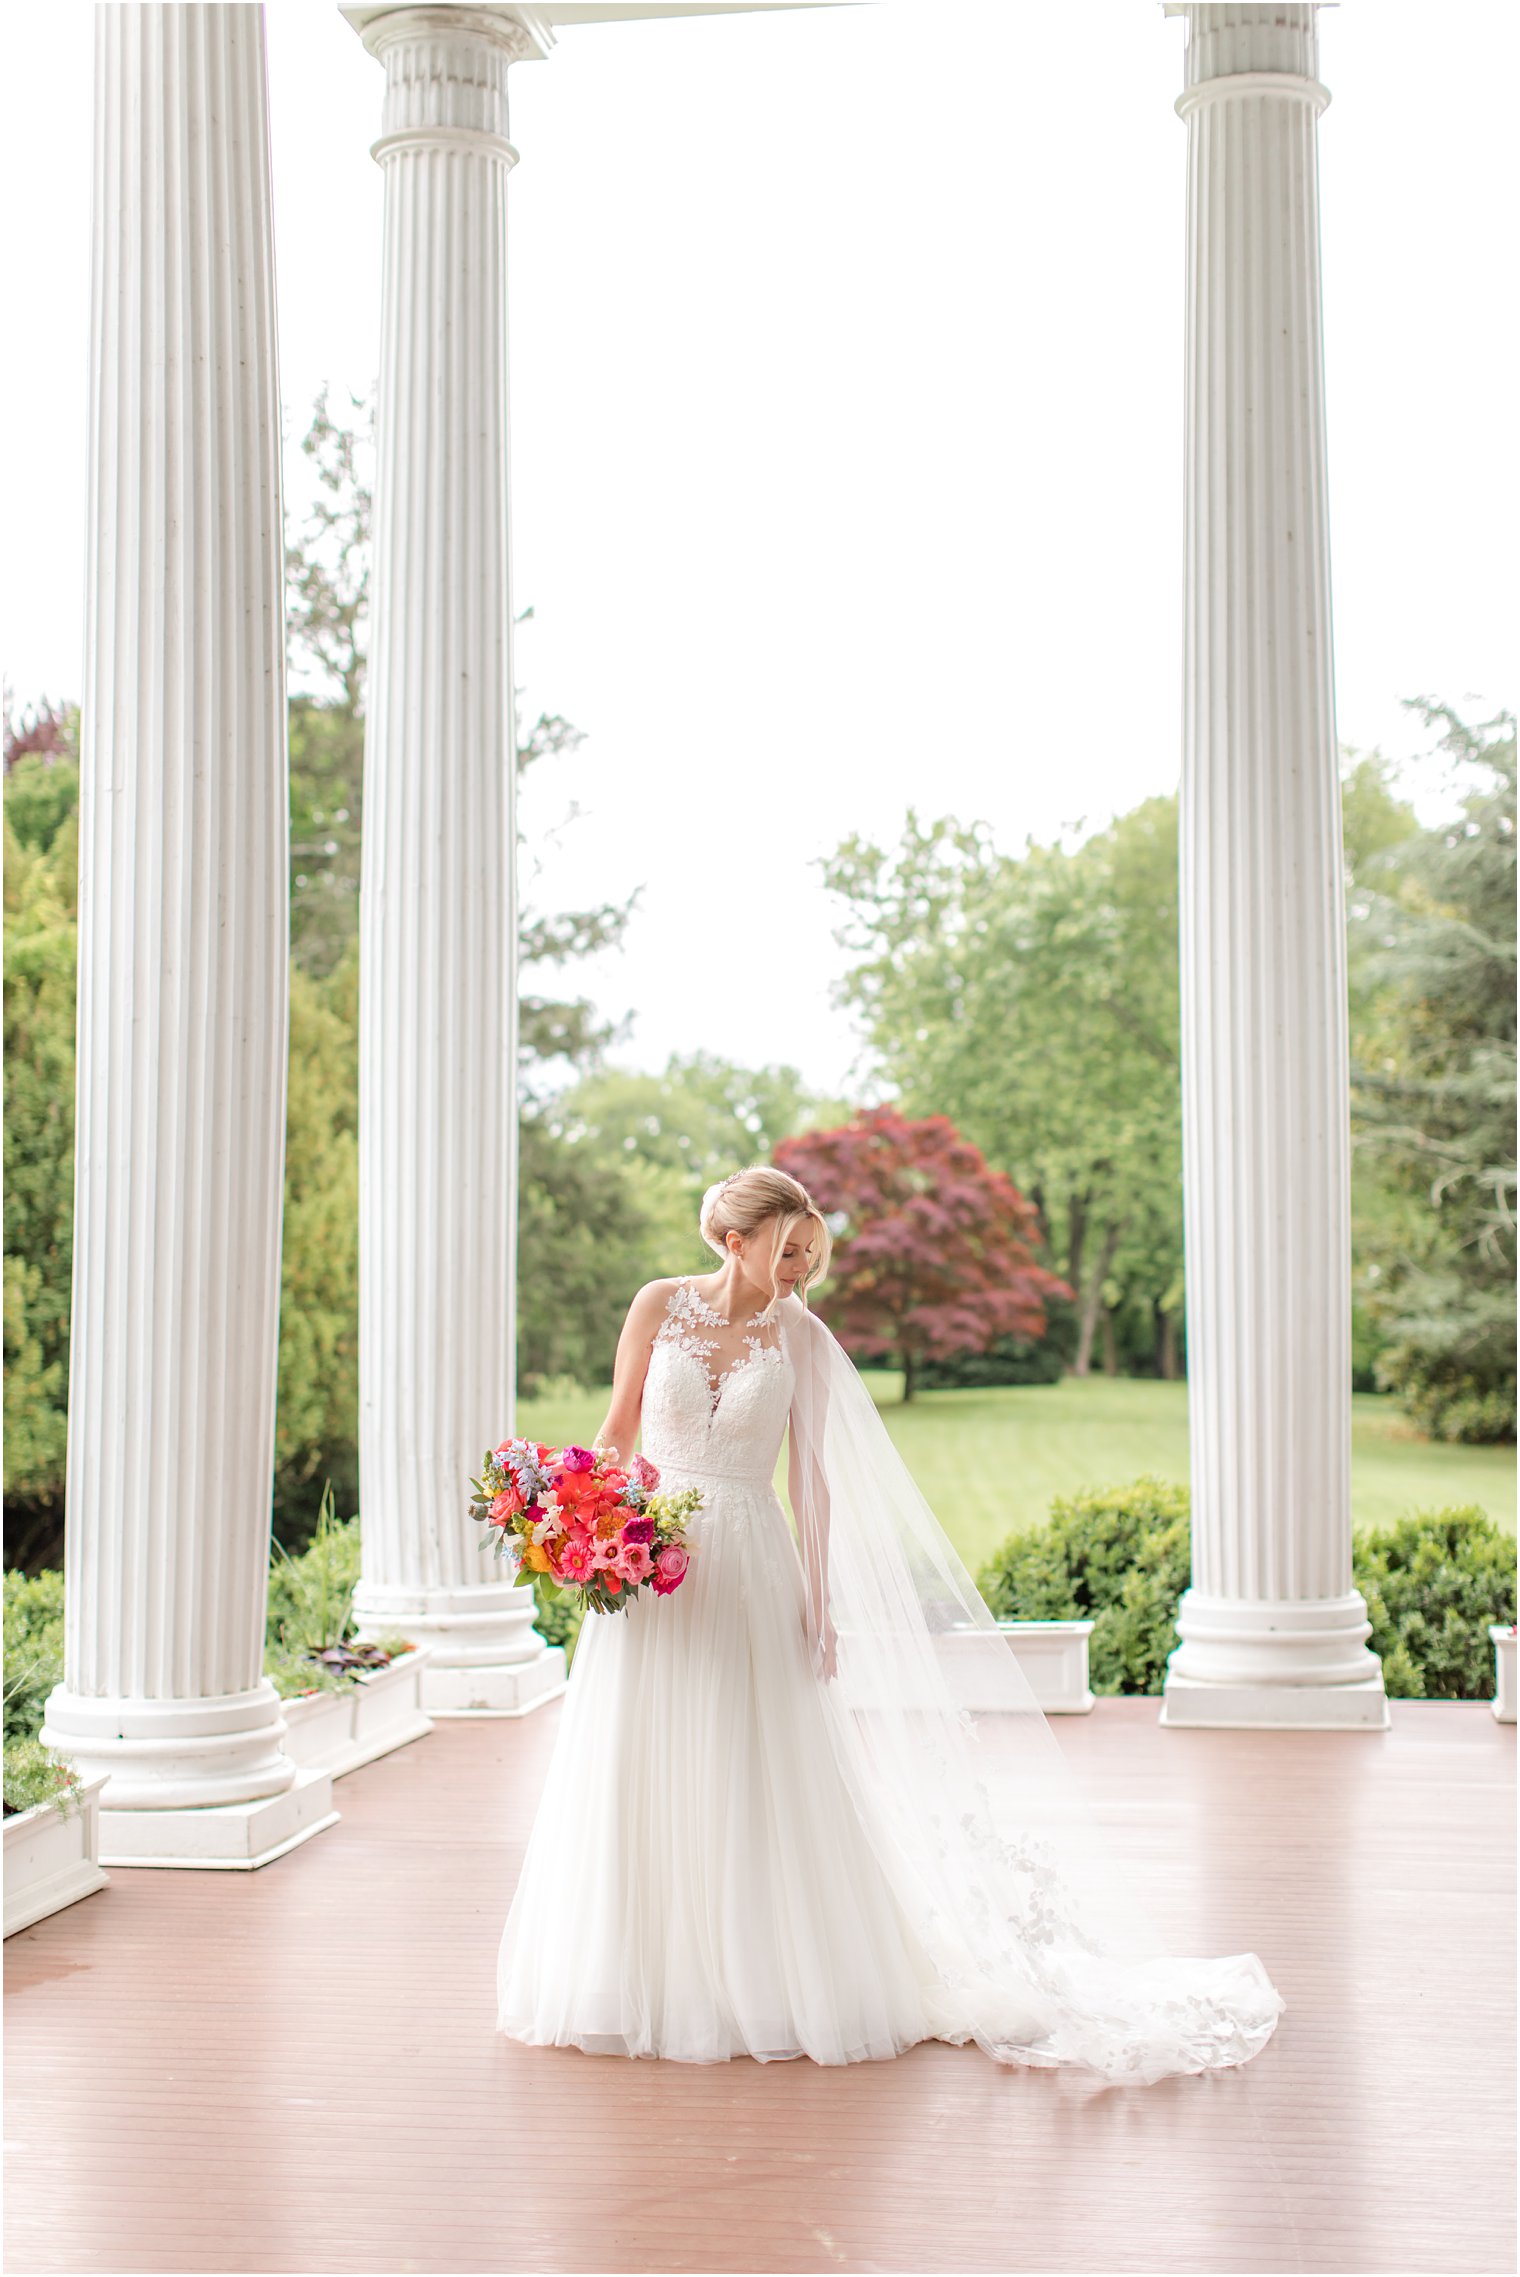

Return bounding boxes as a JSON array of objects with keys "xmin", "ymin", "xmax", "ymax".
[{"xmin": 641, "ymin": 1278, "xmax": 795, "ymax": 1482}]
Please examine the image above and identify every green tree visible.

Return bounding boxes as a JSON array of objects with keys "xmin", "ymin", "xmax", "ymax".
[
  {"xmin": 275, "ymin": 943, "xmax": 361, "ymax": 1518},
  {"xmin": 276, "ymin": 388, "xmax": 647, "ymax": 1434},
  {"xmin": 1347, "ymin": 701, "xmax": 1516, "ymax": 1441},
  {"xmin": 823, "ymin": 798, "xmax": 1186, "ymax": 1378},
  {"xmin": 2, "ymin": 389, "xmax": 651, "ymax": 1559},
  {"xmin": 516, "ymin": 1050, "xmax": 848, "ymax": 1391},
  {"xmin": 3, "ymin": 763, "xmax": 79, "ymax": 1564},
  {"xmin": 516, "ymin": 1118, "xmax": 673, "ymax": 1394},
  {"xmin": 283, "ymin": 384, "xmax": 370, "ymax": 980},
  {"xmin": 555, "ymin": 1050, "xmax": 837, "ymax": 1187}
]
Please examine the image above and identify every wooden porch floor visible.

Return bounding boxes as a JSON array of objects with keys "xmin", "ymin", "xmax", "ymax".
[{"xmin": 4, "ymin": 1697, "xmax": 1514, "ymax": 2277}]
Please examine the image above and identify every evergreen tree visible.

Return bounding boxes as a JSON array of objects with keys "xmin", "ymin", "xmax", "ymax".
[{"xmin": 1348, "ymin": 701, "xmax": 1516, "ymax": 1441}]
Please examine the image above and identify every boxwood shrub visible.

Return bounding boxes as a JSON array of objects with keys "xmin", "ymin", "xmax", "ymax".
[{"xmin": 976, "ymin": 1479, "xmax": 1516, "ymax": 1699}]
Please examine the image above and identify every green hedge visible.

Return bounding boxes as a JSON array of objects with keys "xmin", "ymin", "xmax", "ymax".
[
  {"xmin": 977, "ymin": 1478, "xmax": 1516, "ymax": 1699},
  {"xmin": 1354, "ymin": 1506, "xmax": 1517, "ymax": 1698},
  {"xmin": 2, "ymin": 1568, "xmax": 78, "ymax": 1815},
  {"xmin": 3, "ymin": 1566, "xmax": 64, "ymax": 1747}
]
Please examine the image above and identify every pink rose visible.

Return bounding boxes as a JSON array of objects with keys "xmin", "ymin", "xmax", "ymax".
[
  {"xmin": 651, "ymin": 1543, "xmax": 689, "ymax": 1596},
  {"xmin": 617, "ymin": 1541, "xmax": 654, "ymax": 1585}
]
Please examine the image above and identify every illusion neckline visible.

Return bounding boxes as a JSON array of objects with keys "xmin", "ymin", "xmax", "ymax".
[{"xmin": 681, "ymin": 1275, "xmax": 770, "ymax": 1330}]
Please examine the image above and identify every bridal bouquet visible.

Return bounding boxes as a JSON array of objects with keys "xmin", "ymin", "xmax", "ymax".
[{"xmin": 468, "ymin": 1439, "xmax": 701, "ymax": 1617}]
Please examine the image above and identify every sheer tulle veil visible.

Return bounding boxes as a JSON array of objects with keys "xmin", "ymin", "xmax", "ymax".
[{"xmin": 769, "ymin": 1285, "xmax": 1286, "ymax": 2086}]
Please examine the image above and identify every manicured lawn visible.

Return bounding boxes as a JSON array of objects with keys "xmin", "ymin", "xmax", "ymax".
[{"xmin": 515, "ymin": 1373, "xmax": 1515, "ymax": 1579}]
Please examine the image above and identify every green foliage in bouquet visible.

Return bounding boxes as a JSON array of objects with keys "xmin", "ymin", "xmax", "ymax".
[{"xmin": 529, "ymin": 1570, "xmax": 585, "ymax": 1671}]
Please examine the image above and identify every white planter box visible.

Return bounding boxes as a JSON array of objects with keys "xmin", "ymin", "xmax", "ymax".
[
  {"xmin": 277, "ymin": 1685, "xmax": 355, "ymax": 1771},
  {"xmin": 1491, "ymin": 1625, "xmax": 1516, "ymax": 1724},
  {"xmin": 277, "ymin": 1646, "xmax": 435, "ymax": 1777},
  {"xmin": 997, "ymin": 1618, "xmax": 1098, "ymax": 1713},
  {"xmin": 841, "ymin": 1619, "xmax": 1096, "ymax": 1714},
  {"xmin": 4, "ymin": 1770, "xmax": 111, "ymax": 1938}
]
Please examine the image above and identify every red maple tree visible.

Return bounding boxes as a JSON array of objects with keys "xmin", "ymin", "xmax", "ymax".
[{"xmin": 774, "ymin": 1108, "xmax": 1073, "ymax": 1401}]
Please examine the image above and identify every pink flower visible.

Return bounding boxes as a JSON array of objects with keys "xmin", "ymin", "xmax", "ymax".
[
  {"xmin": 617, "ymin": 1541, "xmax": 654, "ymax": 1585},
  {"xmin": 559, "ymin": 1445, "xmax": 597, "ymax": 1473},
  {"xmin": 651, "ymin": 1543, "xmax": 689, "ymax": 1596},
  {"xmin": 629, "ymin": 1453, "xmax": 660, "ymax": 1491},
  {"xmin": 622, "ymin": 1514, "xmax": 655, "ymax": 1545},
  {"xmin": 555, "ymin": 1536, "xmax": 595, "ymax": 1584},
  {"xmin": 590, "ymin": 1535, "xmax": 624, "ymax": 1571}
]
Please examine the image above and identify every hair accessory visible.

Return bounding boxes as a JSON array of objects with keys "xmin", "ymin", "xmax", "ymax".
[{"xmin": 698, "ymin": 1176, "xmax": 733, "ymax": 1259}]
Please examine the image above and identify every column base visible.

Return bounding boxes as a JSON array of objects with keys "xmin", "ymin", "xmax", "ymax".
[
  {"xmin": 1160, "ymin": 1587, "xmax": 1390, "ymax": 1726},
  {"xmin": 351, "ymin": 1578, "xmax": 568, "ymax": 1716},
  {"xmin": 1160, "ymin": 1672, "xmax": 1390, "ymax": 1730},
  {"xmin": 1167, "ymin": 1585, "xmax": 1385, "ymax": 1683},
  {"xmin": 39, "ymin": 1679, "xmax": 298, "ymax": 1809},
  {"xmin": 96, "ymin": 1764, "xmax": 340, "ymax": 1869},
  {"xmin": 422, "ymin": 1649, "xmax": 567, "ymax": 1717}
]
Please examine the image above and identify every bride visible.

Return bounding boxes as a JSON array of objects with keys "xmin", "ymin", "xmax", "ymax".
[{"xmin": 496, "ymin": 1165, "xmax": 1285, "ymax": 2081}]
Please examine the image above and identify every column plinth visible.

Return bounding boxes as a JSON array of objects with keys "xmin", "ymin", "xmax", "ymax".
[
  {"xmin": 40, "ymin": 3, "xmax": 337, "ymax": 1861},
  {"xmin": 345, "ymin": 3, "xmax": 563, "ymax": 1715},
  {"xmin": 1161, "ymin": 2, "xmax": 1387, "ymax": 1731}
]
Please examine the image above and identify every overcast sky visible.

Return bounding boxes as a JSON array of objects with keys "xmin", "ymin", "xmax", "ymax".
[{"xmin": 2, "ymin": 0, "xmax": 1514, "ymax": 1092}]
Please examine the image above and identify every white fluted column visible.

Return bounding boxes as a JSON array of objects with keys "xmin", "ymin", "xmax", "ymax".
[
  {"xmin": 1161, "ymin": 3, "xmax": 1386, "ymax": 1729},
  {"xmin": 40, "ymin": 4, "xmax": 338, "ymax": 1864},
  {"xmin": 341, "ymin": 4, "xmax": 564, "ymax": 1713}
]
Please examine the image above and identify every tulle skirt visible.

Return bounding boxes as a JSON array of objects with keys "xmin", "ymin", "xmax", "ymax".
[
  {"xmin": 496, "ymin": 1470, "xmax": 962, "ymax": 2064},
  {"xmin": 495, "ymin": 1469, "xmax": 1286, "ymax": 2078}
]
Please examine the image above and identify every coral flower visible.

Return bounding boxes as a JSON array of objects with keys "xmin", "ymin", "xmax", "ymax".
[{"xmin": 555, "ymin": 1536, "xmax": 595, "ymax": 1584}]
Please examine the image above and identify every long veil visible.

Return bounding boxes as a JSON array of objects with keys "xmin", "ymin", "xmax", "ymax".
[{"xmin": 777, "ymin": 1292, "xmax": 1285, "ymax": 2087}]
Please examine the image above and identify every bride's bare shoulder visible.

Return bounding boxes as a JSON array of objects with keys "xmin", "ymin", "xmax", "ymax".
[{"xmin": 625, "ymin": 1277, "xmax": 684, "ymax": 1327}]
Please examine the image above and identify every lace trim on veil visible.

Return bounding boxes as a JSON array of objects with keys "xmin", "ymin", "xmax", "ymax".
[{"xmin": 776, "ymin": 1293, "xmax": 1286, "ymax": 2086}]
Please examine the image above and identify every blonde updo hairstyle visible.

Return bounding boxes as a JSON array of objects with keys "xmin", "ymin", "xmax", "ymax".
[{"xmin": 699, "ymin": 1165, "xmax": 831, "ymax": 1319}]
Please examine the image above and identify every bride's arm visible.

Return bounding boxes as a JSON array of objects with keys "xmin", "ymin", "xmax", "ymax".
[{"xmin": 592, "ymin": 1280, "xmax": 671, "ymax": 1464}]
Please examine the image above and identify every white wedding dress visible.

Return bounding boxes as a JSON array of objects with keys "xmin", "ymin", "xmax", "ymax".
[{"xmin": 496, "ymin": 1278, "xmax": 1286, "ymax": 2078}]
